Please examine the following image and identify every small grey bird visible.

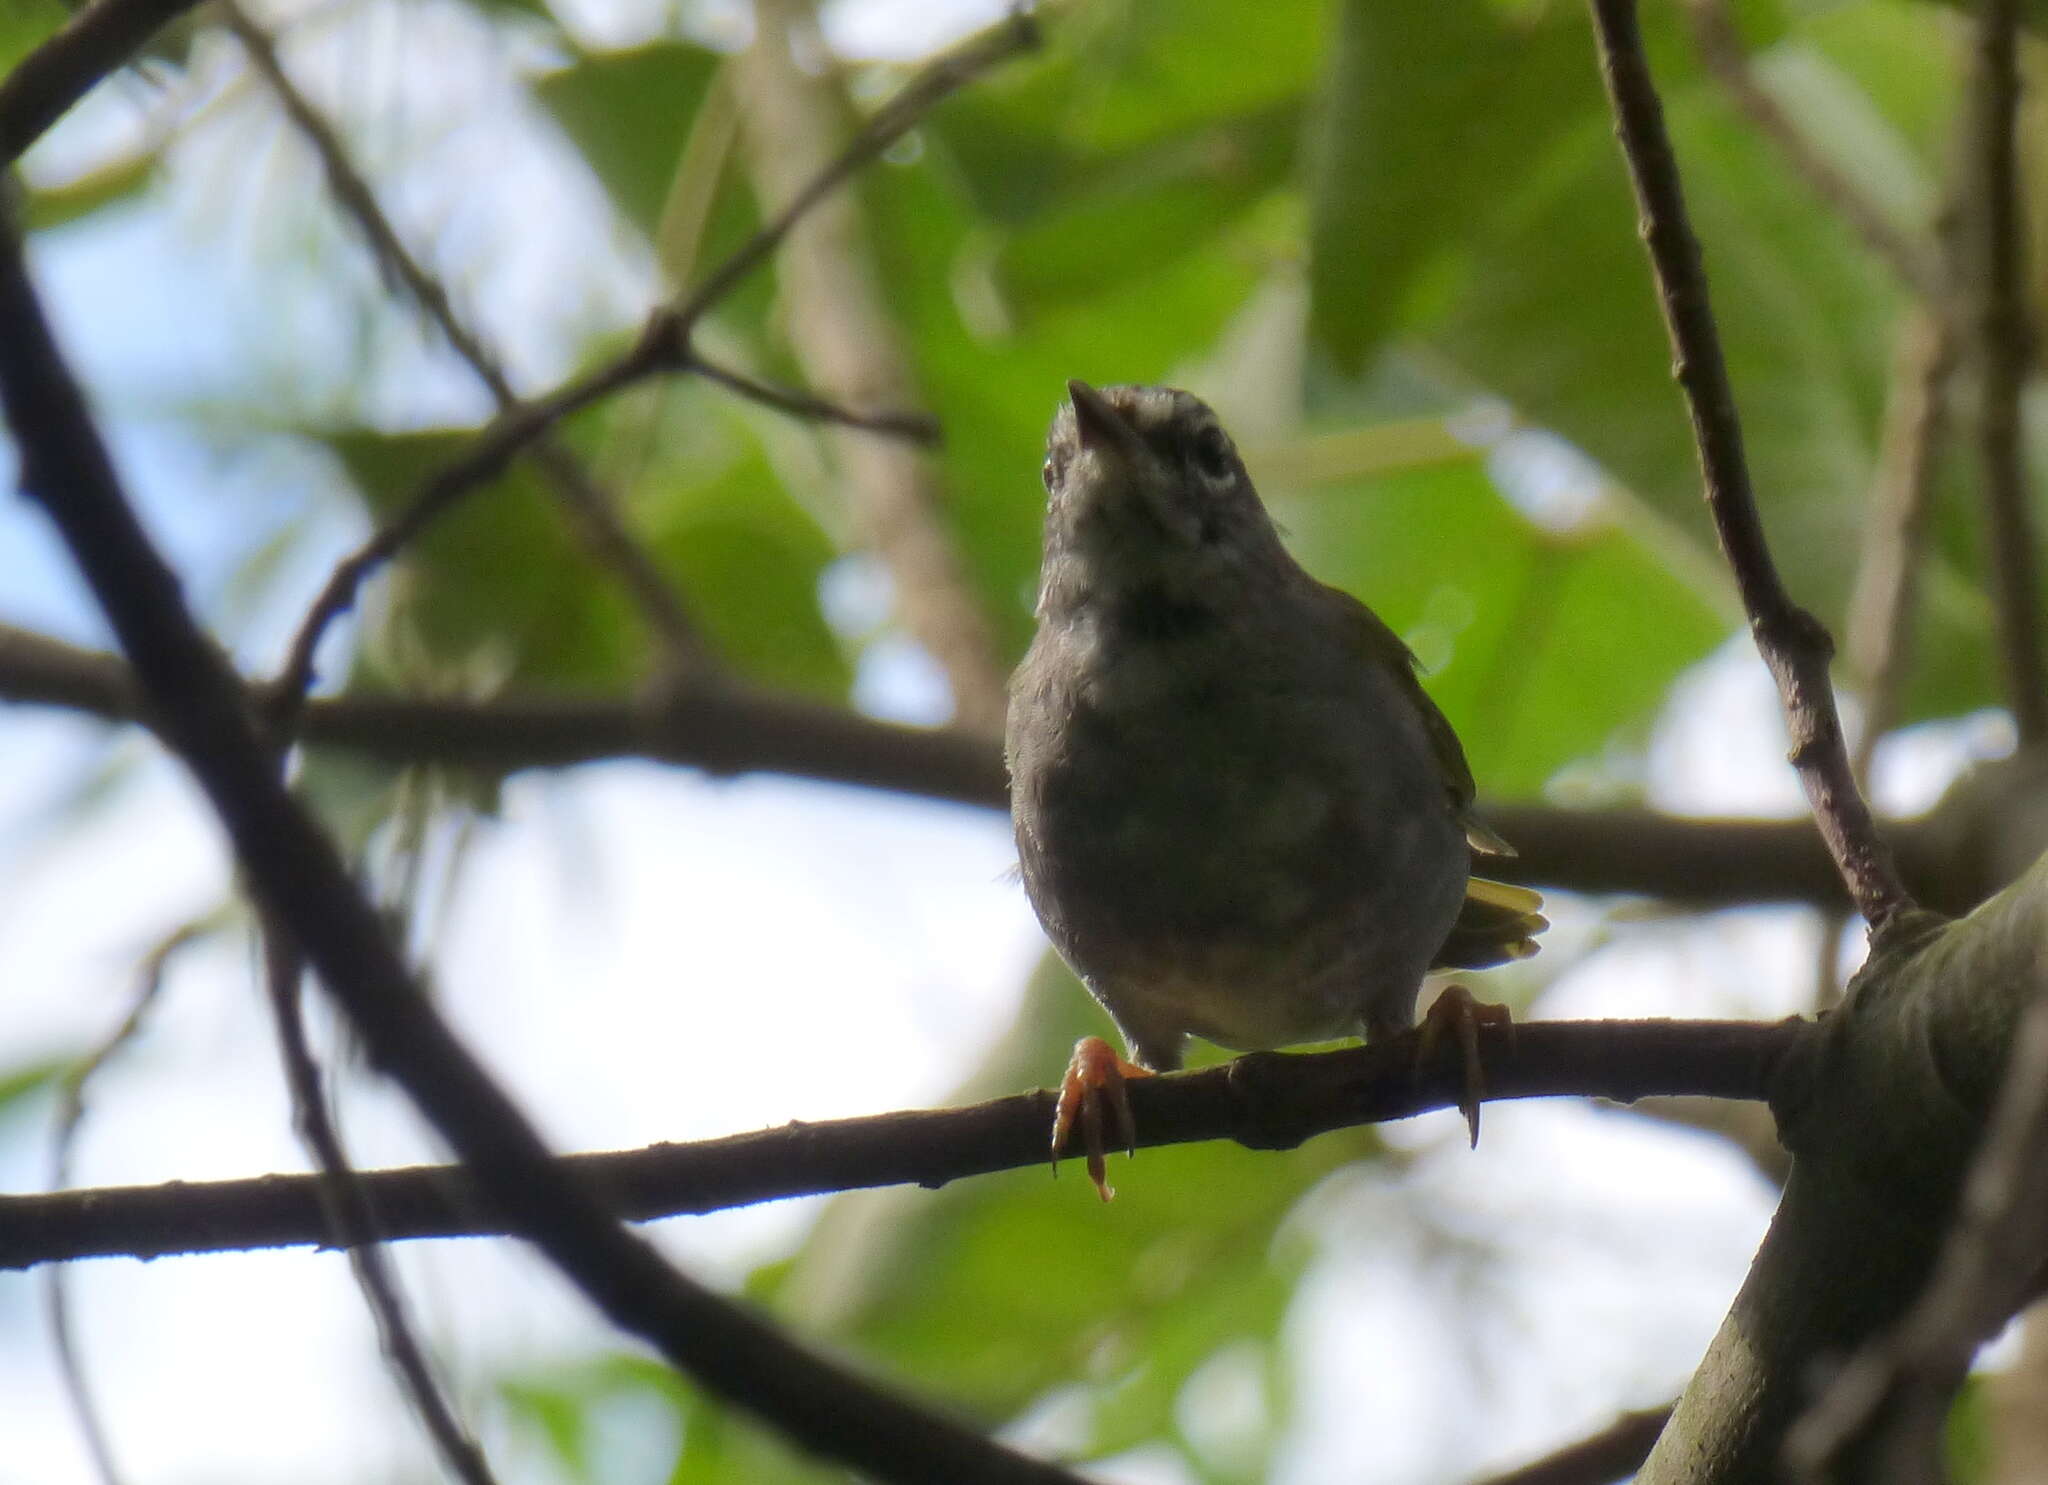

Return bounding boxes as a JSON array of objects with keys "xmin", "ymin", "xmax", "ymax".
[{"xmin": 1006, "ymin": 381, "xmax": 1544, "ymax": 1197}]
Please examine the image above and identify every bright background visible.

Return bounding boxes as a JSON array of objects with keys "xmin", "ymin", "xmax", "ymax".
[{"xmin": 0, "ymin": 0, "xmax": 2025, "ymax": 1480}]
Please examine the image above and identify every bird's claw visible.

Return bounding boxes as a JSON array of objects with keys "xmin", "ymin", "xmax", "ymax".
[
  {"xmin": 1413, "ymin": 984, "xmax": 1514, "ymax": 1149},
  {"xmin": 1051, "ymin": 1036, "xmax": 1150, "ymax": 1201}
]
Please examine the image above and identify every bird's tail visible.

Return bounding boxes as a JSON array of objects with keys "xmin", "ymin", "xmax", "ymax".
[{"xmin": 1431, "ymin": 877, "xmax": 1547, "ymax": 970}]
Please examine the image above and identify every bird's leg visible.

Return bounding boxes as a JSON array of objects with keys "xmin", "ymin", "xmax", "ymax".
[
  {"xmin": 1413, "ymin": 983, "xmax": 1514, "ymax": 1148},
  {"xmin": 1051, "ymin": 1036, "xmax": 1153, "ymax": 1201}
]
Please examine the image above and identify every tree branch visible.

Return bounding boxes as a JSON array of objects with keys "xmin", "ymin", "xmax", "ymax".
[
  {"xmin": 0, "ymin": 194, "xmax": 1086, "ymax": 1485},
  {"xmin": 3, "ymin": 619, "xmax": 2012, "ymax": 911},
  {"xmin": 733, "ymin": 0, "xmax": 1011, "ymax": 733},
  {"xmin": 0, "ymin": 0, "xmax": 203, "ymax": 164},
  {"xmin": 1473, "ymin": 1406, "xmax": 1675, "ymax": 1485},
  {"xmin": 0, "ymin": 1018, "xmax": 1801, "ymax": 1270},
  {"xmin": 1683, "ymin": 0, "xmax": 1940, "ymax": 299},
  {"xmin": 261, "ymin": 925, "xmax": 500, "ymax": 1485},
  {"xmin": 268, "ymin": 9, "xmax": 1035, "ymax": 709},
  {"xmin": 1963, "ymin": 0, "xmax": 2048, "ymax": 747},
  {"xmin": 1845, "ymin": 310, "xmax": 1956, "ymax": 776},
  {"xmin": 222, "ymin": 0, "xmax": 712, "ymax": 702},
  {"xmin": 1587, "ymin": 0, "xmax": 1916, "ymax": 940}
]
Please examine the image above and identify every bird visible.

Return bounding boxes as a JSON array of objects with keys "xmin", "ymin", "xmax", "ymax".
[{"xmin": 1005, "ymin": 380, "xmax": 1546, "ymax": 1199}]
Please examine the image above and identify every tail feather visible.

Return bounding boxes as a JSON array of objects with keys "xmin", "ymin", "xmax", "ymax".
[{"xmin": 1432, "ymin": 876, "xmax": 1547, "ymax": 971}]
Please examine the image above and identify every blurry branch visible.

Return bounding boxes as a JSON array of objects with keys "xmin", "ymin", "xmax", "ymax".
[
  {"xmin": 1471, "ymin": 1406, "xmax": 1675, "ymax": 1485},
  {"xmin": 260, "ymin": 926, "xmax": 500, "ymax": 1485},
  {"xmin": 0, "ymin": 0, "xmax": 203, "ymax": 164},
  {"xmin": 44, "ymin": 923, "xmax": 199, "ymax": 1485},
  {"xmin": 1845, "ymin": 311, "xmax": 1957, "ymax": 778},
  {"xmin": 1589, "ymin": 0, "xmax": 1917, "ymax": 939},
  {"xmin": 1683, "ymin": 0, "xmax": 1941, "ymax": 298},
  {"xmin": 1963, "ymin": 0, "xmax": 2048, "ymax": 747},
  {"xmin": 734, "ymin": 0, "xmax": 1010, "ymax": 733},
  {"xmin": 1787, "ymin": 7, "xmax": 2048, "ymax": 1476},
  {"xmin": 1, "ymin": 618, "xmax": 2028, "ymax": 912},
  {"xmin": 266, "ymin": 11, "xmax": 1024, "ymax": 712},
  {"xmin": 0, "ymin": 196, "xmax": 1085, "ymax": 1485},
  {"xmin": 1, "ymin": 1018, "xmax": 1802, "ymax": 1269},
  {"xmin": 222, "ymin": 0, "xmax": 710, "ymax": 706}
]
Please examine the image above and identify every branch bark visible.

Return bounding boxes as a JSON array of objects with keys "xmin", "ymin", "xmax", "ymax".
[
  {"xmin": 0, "ymin": 192, "xmax": 1086, "ymax": 1485},
  {"xmin": 1589, "ymin": 0, "xmax": 1915, "ymax": 940},
  {"xmin": 1, "ymin": 1018, "xmax": 1799, "ymax": 1270},
  {"xmin": 0, "ymin": 0, "xmax": 204, "ymax": 164}
]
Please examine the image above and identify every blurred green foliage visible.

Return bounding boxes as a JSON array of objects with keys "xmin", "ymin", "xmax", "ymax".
[{"xmin": 10, "ymin": 0, "xmax": 2029, "ymax": 1472}]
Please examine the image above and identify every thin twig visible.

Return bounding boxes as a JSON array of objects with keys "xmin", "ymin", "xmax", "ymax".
[
  {"xmin": 1846, "ymin": 309, "xmax": 1957, "ymax": 778},
  {"xmin": 266, "ymin": 10, "xmax": 1032, "ymax": 709},
  {"xmin": 1965, "ymin": 0, "xmax": 2048, "ymax": 745},
  {"xmin": 734, "ymin": 0, "xmax": 1010, "ymax": 733},
  {"xmin": 1472, "ymin": 1406, "xmax": 1675, "ymax": 1485},
  {"xmin": 1685, "ymin": 0, "xmax": 1941, "ymax": 299},
  {"xmin": 0, "ymin": 0, "xmax": 204, "ymax": 164},
  {"xmin": 662, "ymin": 9, "xmax": 1039, "ymax": 345},
  {"xmin": 689, "ymin": 351, "xmax": 941, "ymax": 442},
  {"xmin": 43, "ymin": 924, "xmax": 200, "ymax": 1485},
  {"xmin": 0, "ymin": 188, "xmax": 1086, "ymax": 1485},
  {"xmin": 1, "ymin": 1018, "xmax": 1803, "ymax": 1269},
  {"xmin": 1587, "ymin": 0, "xmax": 1917, "ymax": 939},
  {"xmin": 221, "ymin": 1, "xmax": 709, "ymax": 706},
  {"xmin": 261, "ymin": 923, "xmax": 500, "ymax": 1485}
]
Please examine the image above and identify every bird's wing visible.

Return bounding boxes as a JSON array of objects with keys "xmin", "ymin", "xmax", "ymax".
[{"xmin": 1316, "ymin": 582, "xmax": 1515, "ymax": 857}]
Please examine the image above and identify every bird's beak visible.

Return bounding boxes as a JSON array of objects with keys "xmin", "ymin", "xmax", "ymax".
[{"xmin": 1067, "ymin": 379, "xmax": 1143, "ymax": 462}]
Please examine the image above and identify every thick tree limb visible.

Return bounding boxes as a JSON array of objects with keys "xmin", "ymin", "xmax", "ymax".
[
  {"xmin": 0, "ymin": 1018, "xmax": 1801, "ymax": 1270},
  {"xmin": 2, "ymin": 619, "xmax": 2017, "ymax": 910},
  {"xmin": 0, "ymin": 0, "xmax": 202, "ymax": 164},
  {"xmin": 0, "ymin": 197, "xmax": 1085, "ymax": 1485},
  {"xmin": 1589, "ymin": 0, "xmax": 1915, "ymax": 940}
]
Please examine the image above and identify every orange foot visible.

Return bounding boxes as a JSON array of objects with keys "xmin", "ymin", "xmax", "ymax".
[
  {"xmin": 1414, "ymin": 984, "xmax": 1515, "ymax": 1149},
  {"xmin": 1051, "ymin": 1035, "xmax": 1154, "ymax": 1202}
]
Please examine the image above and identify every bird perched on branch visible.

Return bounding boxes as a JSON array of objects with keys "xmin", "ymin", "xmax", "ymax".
[{"xmin": 1006, "ymin": 381, "xmax": 1545, "ymax": 1199}]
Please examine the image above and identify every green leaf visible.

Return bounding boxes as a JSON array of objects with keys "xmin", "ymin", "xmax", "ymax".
[
  {"xmin": 534, "ymin": 42, "xmax": 724, "ymax": 239},
  {"xmin": 320, "ymin": 428, "xmax": 638, "ymax": 691},
  {"xmin": 1279, "ymin": 457, "xmax": 1728, "ymax": 794},
  {"xmin": 1306, "ymin": 0, "xmax": 1598, "ymax": 374},
  {"xmin": 20, "ymin": 150, "xmax": 156, "ymax": 231}
]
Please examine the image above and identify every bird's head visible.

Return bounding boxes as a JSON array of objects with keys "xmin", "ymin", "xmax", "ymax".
[{"xmin": 1037, "ymin": 381, "xmax": 1288, "ymax": 613}]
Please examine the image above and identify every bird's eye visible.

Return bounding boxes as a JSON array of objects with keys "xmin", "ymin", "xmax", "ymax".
[
  {"xmin": 1042, "ymin": 455, "xmax": 1060, "ymax": 492},
  {"xmin": 1188, "ymin": 425, "xmax": 1233, "ymax": 482}
]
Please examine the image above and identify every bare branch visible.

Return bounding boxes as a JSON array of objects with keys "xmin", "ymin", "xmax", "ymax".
[
  {"xmin": 1, "ymin": 1018, "xmax": 1802, "ymax": 1269},
  {"xmin": 1473, "ymin": 1406, "xmax": 1675, "ymax": 1485},
  {"xmin": 1684, "ymin": 0, "xmax": 1941, "ymax": 298},
  {"xmin": 1964, "ymin": 0, "xmax": 2048, "ymax": 746},
  {"xmin": 732, "ymin": 0, "xmax": 1011, "ymax": 733},
  {"xmin": 1587, "ymin": 0, "xmax": 1917, "ymax": 939},
  {"xmin": 44, "ymin": 924, "xmax": 198, "ymax": 1485},
  {"xmin": 0, "ymin": 0, "xmax": 203, "ymax": 164},
  {"xmin": 0, "ymin": 619, "xmax": 2004, "ymax": 912},
  {"xmin": 1845, "ymin": 310, "xmax": 1957, "ymax": 775},
  {"xmin": 221, "ymin": 0, "xmax": 709, "ymax": 705},
  {"xmin": 690, "ymin": 351, "xmax": 941, "ymax": 442},
  {"xmin": 261, "ymin": 926, "xmax": 500, "ymax": 1485},
  {"xmin": 0, "ymin": 193, "xmax": 1087, "ymax": 1485},
  {"xmin": 1785, "ymin": 10, "xmax": 2048, "ymax": 1473},
  {"xmin": 266, "ymin": 9, "xmax": 1034, "ymax": 709}
]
